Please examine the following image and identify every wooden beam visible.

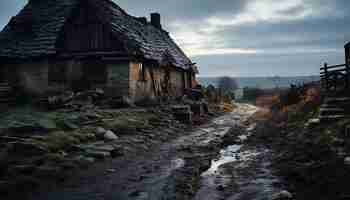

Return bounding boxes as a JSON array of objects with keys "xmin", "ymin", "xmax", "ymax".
[
  {"xmin": 320, "ymin": 63, "xmax": 346, "ymax": 70},
  {"xmin": 58, "ymin": 51, "xmax": 129, "ymax": 58}
]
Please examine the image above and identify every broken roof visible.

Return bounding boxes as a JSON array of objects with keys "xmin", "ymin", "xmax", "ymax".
[{"xmin": 0, "ymin": 0, "xmax": 194, "ymax": 70}]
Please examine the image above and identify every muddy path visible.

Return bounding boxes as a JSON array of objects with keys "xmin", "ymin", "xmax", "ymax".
[{"xmin": 24, "ymin": 104, "xmax": 286, "ymax": 200}]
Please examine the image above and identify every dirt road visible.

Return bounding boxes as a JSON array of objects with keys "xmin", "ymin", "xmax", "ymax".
[{"xmin": 24, "ymin": 104, "xmax": 286, "ymax": 200}]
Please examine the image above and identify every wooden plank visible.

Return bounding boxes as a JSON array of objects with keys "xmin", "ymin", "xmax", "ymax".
[
  {"xmin": 320, "ymin": 68, "xmax": 347, "ymax": 75},
  {"xmin": 320, "ymin": 64, "xmax": 346, "ymax": 70}
]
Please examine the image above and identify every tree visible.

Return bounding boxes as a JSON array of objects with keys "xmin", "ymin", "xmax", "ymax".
[{"xmin": 217, "ymin": 76, "xmax": 238, "ymax": 93}]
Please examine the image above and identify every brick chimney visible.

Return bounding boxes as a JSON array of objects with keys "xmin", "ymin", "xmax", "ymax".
[{"xmin": 151, "ymin": 13, "xmax": 161, "ymax": 29}]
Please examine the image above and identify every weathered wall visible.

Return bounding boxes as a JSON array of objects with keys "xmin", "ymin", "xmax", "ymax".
[
  {"xmin": 129, "ymin": 62, "xmax": 155, "ymax": 102},
  {"xmin": 129, "ymin": 62, "xmax": 190, "ymax": 103},
  {"xmin": 169, "ymin": 68, "xmax": 185, "ymax": 97},
  {"xmin": 1, "ymin": 59, "xmax": 131, "ymax": 97},
  {"xmin": 1, "ymin": 59, "xmax": 193, "ymax": 101},
  {"xmin": 106, "ymin": 61, "xmax": 130, "ymax": 97},
  {"xmin": 12, "ymin": 61, "xmax": 49, "ymax": 95}
]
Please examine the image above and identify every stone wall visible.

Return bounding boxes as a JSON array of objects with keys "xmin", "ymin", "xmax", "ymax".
[
  {"xmin": 1, "ymin": 59, "xmax": 192, "ymax": 102},
  {"xmin": 1, "ymin": 59, "xmax": 131, "ymax": 97},
  {"xmin": 10, "ymin": 61, "xmax": 50, "ymax": 95},
  {"xmin": 106, "ymin": 61, "xmax": 130, "ymax": 97}
]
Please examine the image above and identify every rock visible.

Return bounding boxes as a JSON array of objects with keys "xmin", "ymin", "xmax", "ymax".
[
  {"xmin": 59, "ymin": 161, "xmax": 78, "ymax": 170},
  {"xmin": 272, "ymin": 190, "xmax": 293, "ymax": 200},
  {"xmin": 95, "ymin": 127, "xmax": 107, "ymax": 138},
  {"xmin": 75, "ymin": 156, "xmax": 95, "ymax": 167},
  {"xmin": 305, "ymin": 118, "xmax": 320, "ymax": 128},
  {"xmin": 344, "ymin": 157, "xmax": 350, "ymax": 165},
  {"xmin": 216, "ymin": 185, "xmax": 225, "ymax": 191},
  {"xmin": 11, "ymin": 165, "xmax": 37, "ymax": 174},
  {"xmin": 110, "ymin": 96, "xmax": 135, "ymax": 108},
  {"xmin": 35, "ymin": 166, "xmax": 61, "ymax": 178},
  {"xmin": 58, "ymin": 120, "xmax": 79, "ymax": 130},
  {"xmin": 9, "ymin": 142, "xmax": 48, "ymax": 156},
  {"xmin": 91, "ymin": 145, "xmax": 116, "ymax": 152},
  {"xmin": 106, "ymin": 169, "xmax": 116, "ymax": 173},
  {"xmin": 85, "ymin": 150, "xmax": 111, "ymax": 159},
  {"xmin": 111, "ymin": 148, "xmax": 124, "ymax": 157},
  {"xmin": 37, "ymin": 119, "xmax": 57, "ymax": 131},
  {"xmin": 104, "ymin": 130, "xmax": 119, "ymax": 141}
]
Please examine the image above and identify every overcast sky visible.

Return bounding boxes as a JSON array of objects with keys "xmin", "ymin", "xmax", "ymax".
[{"xmin": 1, "ymin": 0, "xmax": 349, "ymax": 77}]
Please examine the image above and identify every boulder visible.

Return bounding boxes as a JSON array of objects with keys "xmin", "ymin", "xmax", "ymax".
[
  {"xmin": 37, "ymin": 119, "xmax": 57, "ymax": 131},
  {"xmin": 57, "ymin": 119, "xmax": 79, "ymax": 130},
  {"xmin": 172, "ymin": 105, "xmax": 193, "ymax": 124},
  {"xmin": 95, "ymin": 127, "xmax": 107, "ymax": 138},
  {"xmin": 74, "ymin": 155, "xmax": 95, "ymax": 167},
  {"xmin": 344, "ymin": 157, "xmax": 350, "ymax": 165},
  {"xmin": 11, "ymin": 164, "xmax": 37, "ymax": 175},
  {"xmin": 85, "ymin": 150, "xmax": 111, "ymax": 159},
  {"xmin": 35, "ymin": 165, "xmax": 61, "ymax": 178},
  {"xmin": 9, "ymin": 142, "xmax": 48, "ymax": 156},
  {"xmin": 104, "ymin": 130, "xmax": 119, "ymax": 141},
  {"xmin": 272, "ymin": 190, "xmax": 293, "ymax": 200}
]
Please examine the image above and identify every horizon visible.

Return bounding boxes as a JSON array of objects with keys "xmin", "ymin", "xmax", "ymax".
[
  {"xmin": 0, "ymin": 0, "xmax": 349, "ymax": 77},
  {"xmin": 197, "ymin": 74, "xmax": 319, "ymax": 78}
]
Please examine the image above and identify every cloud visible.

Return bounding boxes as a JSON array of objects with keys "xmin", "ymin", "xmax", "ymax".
[
  {"xmin": 0, "ymin": 0, "xmax": 25, "ymax": 28},
  {"xmin": 0, "ymin": 0, "xmax": 349, "ymax": 76},
  {"xmin": 166, "ymin": 0, "xmax": 350, "ymax": 59}
]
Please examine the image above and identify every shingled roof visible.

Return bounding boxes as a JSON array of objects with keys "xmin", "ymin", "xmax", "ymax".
[{"xmin": 0, "ymin": 0, "xmax": 194, "ymax": 70}]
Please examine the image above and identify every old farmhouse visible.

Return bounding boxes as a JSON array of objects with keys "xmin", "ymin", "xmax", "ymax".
[{"xmin": 0, "ymin": 0, "xmax": 198, "ymax": 103}]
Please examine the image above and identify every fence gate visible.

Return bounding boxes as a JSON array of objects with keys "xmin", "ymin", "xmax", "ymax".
[{"xmin": 321, "ymin": 62, "xmax": 350, "ymax": 96}]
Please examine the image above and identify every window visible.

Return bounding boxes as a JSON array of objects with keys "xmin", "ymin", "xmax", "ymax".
[{"xmin": 48, "ymin": 62, "xmax": 66, "ymax": 84}]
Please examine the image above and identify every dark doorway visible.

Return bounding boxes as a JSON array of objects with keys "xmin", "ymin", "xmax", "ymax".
[{"xmin": 81, "ymin": 60, "xmax": 107, "ymax": 89}]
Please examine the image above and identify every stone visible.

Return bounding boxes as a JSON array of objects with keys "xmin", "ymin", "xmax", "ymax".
[
  {"xmin": 216, "ymin": 185, "xmax": 225, "ymax": 191},
  {"xmin": 35, "ymin": 166, "xmax": 61, "ymax": 178},
  {"xmin": 91, "ymin": 145, "xmax": 116, "ymax": 152},
  {"xmin": 59, "ymin": 120, "xmax": 79, "ymax": 130},
  {"xmin": 173, "ymin": 112, "xmax": 192, "ymax": 124},
  {"xmin": 85, "ymin": 150, "xmax": 111, "ymax": 159},
  {"xmin": 344, "ymin": 157, "xmax": 350, "ymax": 165},
  {"xmin": 190, "ymin": 102, "xmax": 204, "ymax": 116},
  {"xmin": 11, "ymin": 165, "xmax": 36, "ymax": 174},
  {"xmin": 110, "ymin": 148, "xmax": 124, "ymax": 157},
  {"xmin": 75, "ymin": 156, "xmax": 95, "ymax": 167},
  {"xmin": 106, "ymin": 169, "xmax": 116, "ymax": 173},
  {"xmin": 305, "ymin": 118, "xmax": 320, "ymax": 127},
  {"xmin": 37, "ymin": 119, "xmax": 57, "ymax": 131},
  {"xmin": 9, "ymin": 142, "xmax": 48, "ymax": 156},
  {"xmin": 104, "ymin": 130, "xmax": 119, "ymax": 141},
  {"xmin": 272, "ymin": 190, "xmax": 293, "ymax": 200},
  {"xmin": 96, "ymin": 127, "xmax": 107, "ymax": 137}
]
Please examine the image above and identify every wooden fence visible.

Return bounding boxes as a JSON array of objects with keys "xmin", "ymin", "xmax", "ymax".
[{"xmin": 320, "ymin": 62, "xmax": 350, "ymax": 95}]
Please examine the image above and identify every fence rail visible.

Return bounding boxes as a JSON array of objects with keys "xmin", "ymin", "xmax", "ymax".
[{"xmin": 320, "ymin": 62, "xmax": 349, "ymax": 95}]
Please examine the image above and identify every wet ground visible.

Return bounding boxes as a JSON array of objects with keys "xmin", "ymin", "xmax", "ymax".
[{"xmin": 24, "ymin": 104, "xmax": 286, "ymax": 200}]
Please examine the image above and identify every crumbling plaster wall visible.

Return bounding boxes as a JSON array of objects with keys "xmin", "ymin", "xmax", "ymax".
[{"xmin": 129, "ymin": 61, "xmax": 187, "ymax": 103}]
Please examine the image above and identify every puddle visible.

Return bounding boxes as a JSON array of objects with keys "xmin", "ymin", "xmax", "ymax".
[
  {"xmin": 194, "ymin": 104, "xmax": 283, "ymax": 200},
  {"xmin": 171, "ymin": 158, "xmax": 185, "ymax": 170},
  {"xmin": 204, "ymin": 144, "xmax": 242, "ymax": 175}
]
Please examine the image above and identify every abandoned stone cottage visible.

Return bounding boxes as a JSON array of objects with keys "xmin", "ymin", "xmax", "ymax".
[{"xmin": 0, "ymin": 0, "xmax": 198, "ymax": 103}]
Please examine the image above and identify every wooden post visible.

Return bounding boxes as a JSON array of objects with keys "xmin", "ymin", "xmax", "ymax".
[
  {"xmin": 345, "ymin": 50, "xmax": 350, "ymax": 91},
  {"xmin": 324, "ymin": 63, "xmax": 328, "ymax": 92}
]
